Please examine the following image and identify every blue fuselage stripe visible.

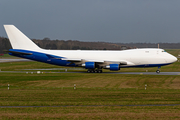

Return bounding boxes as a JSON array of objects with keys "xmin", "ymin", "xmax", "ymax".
[{"xmin": 8, "ymin": 49, "xmax": 75, "ymax": 67}]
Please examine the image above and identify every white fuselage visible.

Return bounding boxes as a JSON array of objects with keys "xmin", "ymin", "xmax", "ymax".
[{"xmin": 28, "ymin": 48, "xmax": 177, "ymax": 68}]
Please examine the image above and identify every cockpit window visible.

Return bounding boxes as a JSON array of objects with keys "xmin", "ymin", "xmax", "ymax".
[{"xmin": 162, "ymin": 50, "xmax": 166, "ymax": 52}]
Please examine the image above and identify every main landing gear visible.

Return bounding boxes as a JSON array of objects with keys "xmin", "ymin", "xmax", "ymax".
[
  {"xmin": 87, "ymin": 69, "xmax": 102, "ymax": 73},
  {"xmin": 156, "ymin": 67, "xmax": 161, "ymax": 74}
]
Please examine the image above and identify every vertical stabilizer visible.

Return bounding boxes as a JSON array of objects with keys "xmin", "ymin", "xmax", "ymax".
[{"xmin": 4, "ymin": 25, "xmax": 41, "ymax": 50}]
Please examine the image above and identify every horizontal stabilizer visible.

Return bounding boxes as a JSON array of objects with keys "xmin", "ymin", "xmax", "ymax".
[{"xmin": 7, "ymin": 50, "xmax": 33, "ymax": 55}]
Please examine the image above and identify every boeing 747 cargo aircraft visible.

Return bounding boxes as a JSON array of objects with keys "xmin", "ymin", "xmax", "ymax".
[{"xmin": 4, "ymin": 25, "xmax": 177, "ymax": 73}]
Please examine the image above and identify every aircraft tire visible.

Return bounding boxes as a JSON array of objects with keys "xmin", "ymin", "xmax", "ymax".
[{"xmin": 156, "ymin": 70, "xmax": 160, "ymax": 74}]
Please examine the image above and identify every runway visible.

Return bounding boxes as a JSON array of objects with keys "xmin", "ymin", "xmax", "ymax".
[
  {"xmin": 104, "ymin": 72, "xmax": 180, "ymax": 75},
  {"xmin": 0, "ymin": 58, "xmax": 180, "ymax": 75},
  {"xmin": 0, "ymin": 70, "xmax": 180, "ymax": 75},
  {"xmin": 0, "ymin": 59, "xmax": 31, "ymax": 63},
  {"xmin": 0, "ymin": 104, "xmax": 180, "ymax": 108},
  {"xmin": 18, "ymin": 69, "xmax": 180, "ymax": 75},
  {"xmin": 62, "ymin": 71, "xmax": 180, "ymax": 75}
]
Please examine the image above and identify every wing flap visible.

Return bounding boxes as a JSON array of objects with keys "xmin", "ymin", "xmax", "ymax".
[{"xmin": 61, "ymin": 58, "xmax": 82, "ymax": 62}]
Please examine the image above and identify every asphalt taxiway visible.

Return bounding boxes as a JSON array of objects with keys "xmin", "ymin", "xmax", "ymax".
[
  {"xmin": 61, "ymin": 71, "xmax": 180, "ymax": 75},
  {"xmin": 0, "ymin": 59, "xmax": 31, "ymax": 63},
  {"xmin": 104, "ymin": 72, "xmax": 180, "ymax": 75},
  {"xmin": 0, "ymin": 58, "xmax": 180, "ymax": 75},
  {"xmin": 0, "ymin": 70, "xmax": 180, "ymax": 75}
]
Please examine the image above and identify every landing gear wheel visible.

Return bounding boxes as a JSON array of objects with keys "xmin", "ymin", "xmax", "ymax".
[
  {"xmin": 87, "ymin": 69, "xmax": 95, "ymax": 73},
  {"xmin": 87, "ymin": 69, "xmax": 102, "ymax": 73},
  {"xmin": 156, "ymin": 70, "xmax": 160, "ymax": 74}
]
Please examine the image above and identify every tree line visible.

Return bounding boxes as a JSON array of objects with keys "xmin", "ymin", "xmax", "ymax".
[
  {"xmin": 0, "ymin": 36, "xmax": 180, "ymax": 54},
  {"xmin": 0, "ymin": 37, "xmax": 129, "ymax": 53},
  {"xmin": 117, "ymin": 43, "xmax": 180, "ymax": 49},
  {"xmin": 0, "ymin": 37, "xmax": 11, "ymax": 53}
]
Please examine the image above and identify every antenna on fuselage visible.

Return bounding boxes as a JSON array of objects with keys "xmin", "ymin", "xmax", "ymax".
[{"xmin": 158, "ymin": 44, "xmax": 159, "ymax": 49}]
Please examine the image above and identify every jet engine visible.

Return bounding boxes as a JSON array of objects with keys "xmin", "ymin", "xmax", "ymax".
[
  {"xmin": 106, "ymin": 64, "xmax": 120, "ymax": 71},
  {"xmin": 82, "ymin": 62, "xmax": 95, "ymax": 69}
]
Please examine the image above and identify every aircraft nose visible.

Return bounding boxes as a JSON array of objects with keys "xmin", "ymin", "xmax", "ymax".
[
  {"xmin": 166, "ymin": 55, "xmax": 177, "ymax": 63},
  {"xmin": 173, "ymin": 56, "xmax": 178, "ymax": 62}
]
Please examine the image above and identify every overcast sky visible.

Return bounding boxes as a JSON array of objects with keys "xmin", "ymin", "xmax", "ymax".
[{"xmin": 1, "ymin": 0, "xmax": 180, "ymax": 43}]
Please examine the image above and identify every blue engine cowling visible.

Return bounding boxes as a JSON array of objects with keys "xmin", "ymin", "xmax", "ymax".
[
  {"xmin": 85, "ymin": 62, "xmax": 95, "ymax": 69},
  {"xmin": 110, "ymin": 64, "xmax": 120, "ymax": 71}
]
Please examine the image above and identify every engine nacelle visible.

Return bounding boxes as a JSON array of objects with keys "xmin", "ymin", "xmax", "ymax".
[
  {"xmin": 106, "ymin": 64, "xmax": 120, "ymax": 71},
  {"xmin": 82, "ymin": 62, "xmax": 95, "ymax": 69}
]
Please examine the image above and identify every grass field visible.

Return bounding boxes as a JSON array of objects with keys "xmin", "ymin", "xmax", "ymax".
[
  {"xmin": 0, "ymin": 72, "xmax": 180, "ymax": 119},
  {"xmin": 0, "ymin": 49, "xmax": 180, "ymax": 119}
]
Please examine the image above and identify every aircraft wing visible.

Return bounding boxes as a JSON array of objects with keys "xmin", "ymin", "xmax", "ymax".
[
  {"xmin": 60, "ymin": 57, "xmax": 134, "ymax": 66},
  {"xmin": 45, "ymin": 54, "xmax": 134, "ymax": 67},
  {"xmin": 48, "ymin": 57, "xmax": 104, "ymax": 63}
]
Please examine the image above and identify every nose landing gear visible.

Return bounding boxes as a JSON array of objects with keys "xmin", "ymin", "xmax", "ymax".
[{"xmin": 156, "ymin": 67, "xmax": 161, "ymax": 74}]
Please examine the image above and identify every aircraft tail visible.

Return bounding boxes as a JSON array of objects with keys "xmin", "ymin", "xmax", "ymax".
[{"xmin": 4, "ymin": 25, "xmax": 41, "ymax": 50}]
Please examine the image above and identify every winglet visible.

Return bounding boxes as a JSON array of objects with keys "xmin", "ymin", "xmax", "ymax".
[{"xmin": 4, "ymin": 25, "xmax": 41, "ymax": 50}]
